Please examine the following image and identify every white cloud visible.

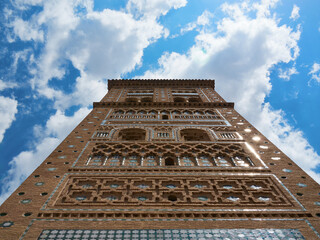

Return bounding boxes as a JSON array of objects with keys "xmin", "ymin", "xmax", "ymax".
[
  {"xmin": 0, "ymin": 96, "xmax": 18, "ymax": 143},
  {"xmin": 290, "ymin": 4, "xmax": 300, "ymax": 21},
  {"xmin": 10, "ymin": 18, "xmax": 44, "ymax": 42},
  {"xmin": 126, "ymin": 0, "xmax": 187, "ymax": 20},
  {"xmin": 8, "ymin": 0, "xmax": 181, "ymax": 110},
  {"xmin": 278, "ymin": 66, "xmax": 298, "ymax": 81},
  {"xmin": 44, "ymin": 108, "xmax": 90, "ymax": 139},
  {"xmin": 0, "ymin": 79, "xmax": 17, "ymax": 91},
  {"xmin": 258, "ymin": 104, "xmax": 320, "ymax": 182},
  {"xmin": 309, "ymin": 62, "xmax": 320, "ymax": 83},
  {"xmin": 181, "ymin": 10, "xmax": 213, "ymax": 34},
  {"xmin": 0, "ymin": 0, "xmax": 188, "ymax": 205},
  {"xmin": 0, "ymin": 137, "xmax": 59, "ymax": 204},
  {"xmin": 140, "ymin": 1, "xmax": 320, "ymax": 182},
  {"xmin": 0, "ymin": 107, "xmax": 90, "ymax": 204}
]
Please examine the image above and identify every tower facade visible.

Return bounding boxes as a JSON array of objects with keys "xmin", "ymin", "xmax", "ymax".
[{"xmin": 1, "ymin": 79, "xmax": 320, "ymax": 239}]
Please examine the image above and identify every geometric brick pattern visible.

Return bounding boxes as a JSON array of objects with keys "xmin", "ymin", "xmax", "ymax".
[{"xmin": 53, "ymin": 175, "xmax": 295, "ymax": 208}]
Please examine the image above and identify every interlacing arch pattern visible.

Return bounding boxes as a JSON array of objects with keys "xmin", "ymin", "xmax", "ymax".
[
  {"xmin": 108, "ymin": 108, "xmax": 222, "ymax": 120},
  {"xmin": 85, "ymin": 143, "xmax": 254, "ymax": 167}
]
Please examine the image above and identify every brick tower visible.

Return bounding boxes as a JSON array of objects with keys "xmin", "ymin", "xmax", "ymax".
[{"xmin": 1, "ymin": 79, "xmax": 320, "ymax": 239}]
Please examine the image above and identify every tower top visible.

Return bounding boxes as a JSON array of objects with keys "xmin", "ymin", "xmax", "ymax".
[{"xmin": 108, "ymin": 79, "xmax": 215, "ymax": 90}]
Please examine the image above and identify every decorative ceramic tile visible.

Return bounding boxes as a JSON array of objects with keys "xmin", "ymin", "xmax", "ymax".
[
  {"xmin": 37, "ymin": 229, "xmax": 305, "ymax": 240},
  {"xmin": 0, "ymin": 221, "xmax": 14, "ymax": 227}
]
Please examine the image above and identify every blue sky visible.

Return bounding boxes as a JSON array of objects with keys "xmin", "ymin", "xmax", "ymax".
[{"xmin": 0, "ymin": 0, "xmax": 320, "ymax": 204}]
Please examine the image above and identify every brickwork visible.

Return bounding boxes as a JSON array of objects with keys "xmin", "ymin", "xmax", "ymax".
[{"xmin": 1, "ymin": 79, "xmax": 320, "ymax": 239}]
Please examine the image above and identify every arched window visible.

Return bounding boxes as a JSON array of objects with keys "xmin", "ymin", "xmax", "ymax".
[
  {"xmin": 165, "ymin": 157, "xmax": 175, "ymax": 166},
  {"xmin": 180, "ymin": 155, "xmax": 196, "ymax": 166},
  {"xmin": 87, "ymin": 154, "xmax": 105, "ymax": 166},
  {"xmin": 114, "ymin": 110, "xmax": 124, "ymax": 114},
  {"xmin": 180, "ymin": 129, "xmax": 211, "ymax": 141},
  {"xmin": 198, "ymin": 155, "xmax": 213, "ymax": 166},
  {"xmin": 126, "ymin": 110, "xmax": 135, "ymax": 115},
  {"xmin": 142, "ymin": 155, "xmax": 158, "ymax": 167},
  {"xmin": 160, "ymin": 110, "xmax": 169, "ymax": 114},
  {"xmin": 149, "ymin": 110, "xmax": 157, "ymax": 115},
  {"xmin": 124, "ymin": 155, "xmax": 140, "ymax": 167},
  {"xmin": 118, "ymin": 128, "xmax": 146, "ymax": 141},
  {"xmin": 138, "ymin": 110, "xmax": 147, "ymax": 114},
  {"xmin": 194, "ymin": 111, "xmax": 204, "ymax": 115},
  {"xmin": 214, "ymin": 155, "xmax": 233, "ymax": 167},
  {"xmin": 107, "ymin": 154, "xmax": 122, "ymax": 167}
]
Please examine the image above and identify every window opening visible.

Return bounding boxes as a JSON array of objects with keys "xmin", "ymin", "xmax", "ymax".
[
  {"xmin": 180, "ymin": 129, "xmax": 211, "ymax": 141},
  {"xmin": 165, "ymin": 158, "xmax": 175, "ymax": 166},
  {"xmin": 168, "ymin": 195, "xmax": 177, "ymax": 202}
]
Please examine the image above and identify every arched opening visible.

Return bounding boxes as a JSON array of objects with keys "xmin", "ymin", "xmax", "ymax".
[
  {"xmin": 198, "ymin": 154, "xmax": 212, "ymax": 167},
  {"xmin": 165, "ymin": 157, "xmax": 175, "ymax": 166},
  {"xmin": 180, "ymin": 155, "xmax": 196, "ymax": 166},
  {"xmin": 162, "ymin": 115, "xmax": 169, "ymax": 120},
  {"xmin": 107, "ymin": 154, "xmax": 122, "ymax": 167},
  {"xmin": 143, "ymin": 155, "xmax": 158, "ymax": 167},
  {"xmin": 168, "ymin": 195, "xmax": 177, "ymax": 202},
  {"xmin": 124, "ymin": 155, "xmax": 140, "ymax": 167},
  {"xmin": 138, "ymin": 110, "xmax": 147, "ymax": 114},
  {"xmin": 149, "ymin": 110, "xmax": 157, "ymax": 115},
  {"xmin": 118, "ymin": 128, "xmax": 146, "ymax": 141},
  {"xmin": 180, "ymin": 129, "xmax": 211, "ymax": 141},
  {"xmin": 173, "ymin": 97, "xmax": 186, "ymax": 103},
  {"xmin": 126, "ymin": 110, "xmax": 135, "ymax": 115}
]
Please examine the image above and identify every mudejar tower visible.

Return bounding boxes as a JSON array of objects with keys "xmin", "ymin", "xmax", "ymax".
[{"xmin": 1, "ymin": 79, "xmax": 320, "ymax": 239}]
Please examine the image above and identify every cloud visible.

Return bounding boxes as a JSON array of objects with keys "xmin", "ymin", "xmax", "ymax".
[
  {"xmin": 7, "ymin": 0, "xmax": 181, "ymax": 110},
  {"xmin": 0, "ymin": 96, "xmax": 18, "ymax": 143},
  {"xmin": 180, "ymin": 10, "xmax": 213, "ymax": 34},
  {"xmin": 140, "ymin": 1, "xmax": 320, "ymax": 182},
  {"xmin": 0, "ymin": 0, "xmax": 188, "ymax": 205},
  {"xmin": 126, "ymin": 0, "xmax": 187, "ymax": 20},
  {"xmin": 290, "ymin": 4, "xmax": 300, "ymax": 21},
  {"xmin": 0, "ymin": 137, "xmax": 59, "ymax": 204},
  {"xmin": 309, "ymin": 62, "xmax": 320, "ymax": 83},
  {"xmin": 258, "ymin": 104, "xmax": 320, "ymax": 182},
  {"xmin": 0, "ymin": 107, "xmax": 89, "ymax": 204},
  {"xmin": 0, "ymin": 79, "xmax": 17, "ymax": 91},
  {"xmin": 10, "ymin": 18, "xmax": 44, "ymax": 42},
  {"xmin": 278, "ymin": 66, "xmax": 298, "ymax": 81}
]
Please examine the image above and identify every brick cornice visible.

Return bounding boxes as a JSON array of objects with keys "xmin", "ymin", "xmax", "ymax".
[
  {"xmin": 107, "ymin": 79, "xmax": 215, "ymax": 90},
  {"xmin": 93, "ymin": 101, "xmax": 234, "ymax": 108}
]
